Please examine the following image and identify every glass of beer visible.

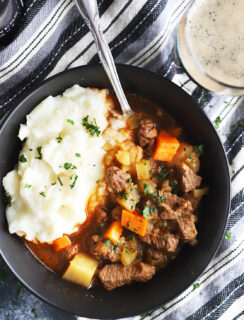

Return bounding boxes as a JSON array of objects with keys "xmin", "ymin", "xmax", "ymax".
[{"xmin": 177, "ymin": 0, "xmax": 244, "ymax": 95}]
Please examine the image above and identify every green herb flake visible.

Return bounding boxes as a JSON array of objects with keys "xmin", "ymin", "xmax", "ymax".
[
  {"xmin": 4, "ymin": 194, "xmax": 12, "ymax": 207},
  {"xmin": 162, "ymin": 305, "xmax": 167, "ymax": 311},
  {"xmin": 56, "ymin": 133, "xmax": 62, "ymax": 143},
  {"xmin": 159, "ymin": 169, "xmax": 169, "ymax": 180},
  {"xmin": 58, "ymin": 177, "xmax": 63, "ymax": 186},
  {"xmin": 35, "ymin": 146, "xmax": 42, "ymax": 160},
  {"xmin": 193, "ymin": 144, "xmax": 204, "ymax": 157},
  {"xmin": 163, "ymin": 236, "xmax": 167, "ymax": 241},
  {"xmin": 29, "ymin": 148, "xmax": 33, "ymax": 151},
  {"xmin": 82, "ymin": 115, "xmax": 101, "ymax": 137},
  {"xmin": 141, "ymin": 312, "xmax": 151, "ymax": 319},
  {"xmin": 24, "ymin": 184, "xmax": 32, "ymax": 189},
  {"xmin": 19, "ymin": 154, "xmax": 27, "ymax": 163},
  {"xmin": 70, "ymin": 175, "xmax": 78, "ymax": 189},
  {"xmin": 118, "ymin": 190, "xmax": 128, "ymax": 200},
  {"xmin": 127, "ymin": 222, "xmax": 130, "ymax": 227},
  {"xmin": 31, "ymin": 308, "xmax": 39, "ymax": 318},
  {"xmin": 143, "ymin": 183, "xmax": 149, "ymax": 195},
  {"xmin": 39, "ymin": 191, "xmax": 46, "ymax": 197},
  {"xmin": 193, "ymin": 282, "xmax": 200, "ymax": 290},
  {"xmin": 105, "ymin": 239, "xmax": 111, "ymax": 247},
  {"xmin": 160, "ymin": 195, "xmax": 165, "ymax": 202},
  {"xmin": 75, "ymin": 153, "xmax": 81, "ymax": 157},
  {"xmin": 96, "ymin": 179, "xmax": 100, "ymax": 184},
  {"xmin": 127, "ymin": 178, "xmax": 132, "ymax": 184},
  {"xmin": 189, "ymin": 153, "xmax": 193, "ymax": 159},
  {"xmin": 64, "ymin": 162, "xmax": 72, "ymax": 170},
  {"xmin": 0, "ymin": 270, "xmax": 8, "ymax": 285},
  {"xmin": 225, "ymin": 232, "xmax": 232, "ymax": 240},
  {"xmin": 228, "ymin": 120, "xmax": 244, "ymax": 139},
  {"xmin": 214, "ymin": 116, "xmax": 222, "ymax": 129},
  {"xmin": 16, "ymin": 286, "xmax": 23, "ymax": 299},
  {"xmin": 67, "ymin": 119, "xmax": 74, "ymax": 125}
]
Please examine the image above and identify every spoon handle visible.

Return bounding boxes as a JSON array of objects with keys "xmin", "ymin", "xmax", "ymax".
[{"xmin": 75, "ymin": 0, "xmax": 133, "ymax": 115}]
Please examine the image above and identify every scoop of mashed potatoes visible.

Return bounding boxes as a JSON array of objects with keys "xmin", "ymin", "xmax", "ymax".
[{"xmin": 3, "ymin": 85, "xmax": 112, "ymax": 243}]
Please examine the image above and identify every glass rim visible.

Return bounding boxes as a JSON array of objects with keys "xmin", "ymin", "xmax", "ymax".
[{"xmin": 183, "ymin": 0, "xmax": 244, "ymax": 90}]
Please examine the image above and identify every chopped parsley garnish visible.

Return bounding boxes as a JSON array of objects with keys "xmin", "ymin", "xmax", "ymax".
[
  {"xmin": 67, "ymin": 119, "xmax": 74, "ymax": 125},
  {"xmin": 118, "ymin": 190, "xmax": 128, "ymax": 200},
  {"xmin": 4, "ymin": 194, "xmax": 12, "ymax": 207},
  {"xmin": 170, "ymin": 181, "xmax": 178, "ymax": 194},
  {"xmin": 162, "ymin": 306, "xmax": 167, "ymax": 311},
  {"xmin": 58, "ymin": 177, "xmax": 63, "ymax": 186},
  {"xmin": 127, "ymin": 222, "xmax": 130, "ymax": 227},
  {"xmin": 193, "ymin": 282, "xmax": 200, "ymax": 290},
  {"xmin": 64, "ymin": 162, "xmax": 72, "ymax": 170},
  {"xmin": 105, "ymin": 239, "xmax": 111, "ymax": 247},
  {"xmin": 31, "ymin": 308, "xmax": 39, "ymax": 318},
  {"xmin": 113, "ymin": 244, "xmax": 118, "ymax": 252},
  {"xmin": 29, "ymin": 148, "xmax": 33, "ymax": 151},
  {"xmin": 82, "ymin": 115, "xmax": 101, "ymax": 137},
  {"xmin": 96, "ymin": 179, "xmax": 100, "ymax": 184},
  {"xmin": 150, "ymin": 190, "xmax": 158, "ymax": 198},
  {"xmin": 0, "ymin": 270, "xmax": 8, "ymax": 284},
  {"xmin": 19, "ymin": 154, "xmax": 27, "ymax": 163},
  {"xmin": 39, "ymin": 191, "xmax": 46, "ymax": 197},
  {"xmin": 24, "ymin": 184, "xmax": 32, "ymax": 189},
  {"xmin": 159, "ymin": 169, "xmax": 169, "ymax": 180},
  {"xmin": 163, "ymin": 236, "xmax": 167, "ymax": 241},
  {"xmin": 214, "ymin": 116, "xmax": 222, "ymax": 129},
  {"xmin": 229, "ymin": 119, "xmax": 244, "ymax": 139},
  {"xmin": 35, "ymin": 146, "xmax": 42, "ymax": 160},
  {"xmin": 160, "ymin": 195, "xmax": 165, "ymax": 202},
  {"xmin": 70, "ymin": 175, "xmax": 78, "ymax": 189},
  {"xmin": 127, "ymin": 178, "xmax": 132, "ymax": 184},
  {"xmin": 225, "ymin": 232, "xmax": 232, "ymax": 240},
  {"xmin": 141, "ymin": 312, "xmax": 151, "ymax": 318},
  {"xmin": 143, "ymin": 183, "xmax": 149, "ymax": 195},
  {"xmin": 75, "ymin": 153, "xmax": 81, "ymax": 157},
  {"xmin": 193, "ymin": 144, "xmax": 204, "ymax": 157},
  {"xmin": 189, "ymin": 153, "xmax": 193, "ymax": 159},
  {"xmin": 56, "ymin": 133, "xmax": 62, "ymax": 143}
]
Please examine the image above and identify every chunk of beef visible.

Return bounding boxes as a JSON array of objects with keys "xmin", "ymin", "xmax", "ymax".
[
  {"xmin": 146, "ymin": 247, "xmax": 168, "ymax": 267},
  {"xmin": 177, "ymin": 214, "xmax": 197, "ymax": 242},
  {"xmin": 95, "ymin": 206, "xmax": 109, "ymax": 226},
  {"xmin": 61, "ymin": 244, "xmax": 79, "ymax": 261},
  {"xmin": 158, "ymin": 191, "xmax": 193, "ymax": 219},
  {"xmin": 89, "ymin": 235, "xmax": 121, "ymax": 262},
  {"xmin": 111, "ymin": 206, "xmax": 122, "ymax": 221},
  {"xmin": 179, "ymin": 163, "xmax": 202, "ymax": 192},
  {"xmin": 98, "ymin": 261, "xmax": 155, "ymax": 290},
  {"xmin": 106, "ymin": 166, "xmax": 131, "ymax": 193},
  {"xmin": 183, "ymin": 193, "xmax": 200, "ymax": 211},
  {"xmin": 137, "ymin": 119, "xmax": 157, "ymax": 158},
  {"xmin": 140, "ymin": 232, "xmax": 179, "ymax": 253}
]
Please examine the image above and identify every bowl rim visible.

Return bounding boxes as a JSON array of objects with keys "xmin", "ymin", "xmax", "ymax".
[{"xmin": 0, "ymin": 63, "xmax": 231, "ymax": 319}]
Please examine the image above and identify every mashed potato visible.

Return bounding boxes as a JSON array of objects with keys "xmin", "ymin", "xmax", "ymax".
[{"xmin": 3, "ymin": 85, "xmax": 113, "ymax": 243}]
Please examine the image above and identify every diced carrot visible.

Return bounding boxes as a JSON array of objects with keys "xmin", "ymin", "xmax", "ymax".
[
  {"xmin": 104, "ymin": 221, "xmax": 123, "ymax": 245},
  {"xmin": 53, "ymin": 235, "xmax": 71, "ymax": 252},
  {"xmin": 168, "ymin": 127, "xmax": 182, "ymax": 138},
  {"xmin": 153, "ymin": 131, "xmax": 180, "ymax": 162},
  {"xmin": 121, "ymin": 210, "xmax": 148, "ymax": 237}
]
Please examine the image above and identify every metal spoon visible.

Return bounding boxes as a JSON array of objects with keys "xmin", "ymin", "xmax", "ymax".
[{"xmin": 75, "ymin": 0, "xmax": 133, "ymax": 115}]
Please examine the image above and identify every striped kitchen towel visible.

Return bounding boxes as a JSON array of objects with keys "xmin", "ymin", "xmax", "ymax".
[{"xmin": 0, "ymin": 1, "xmax": 243, "ymax": 320}]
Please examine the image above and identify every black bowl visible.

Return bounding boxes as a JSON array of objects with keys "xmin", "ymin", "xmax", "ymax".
[{"xmin": 0, "ymin": 65, "xmax": 230, "ymax": 319}]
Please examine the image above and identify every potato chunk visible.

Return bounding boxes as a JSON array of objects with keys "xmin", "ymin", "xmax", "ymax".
[
  {"xmin": 136, "ymin": 159, "xmax": 151, "ymax": 180},
  {"xmin": 116, "ymin": 185, "xmax": 140, "ymax": 211},
  {"xmin": 62, "ymin": 252, "xmax": 99, "ymax": 288}
]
